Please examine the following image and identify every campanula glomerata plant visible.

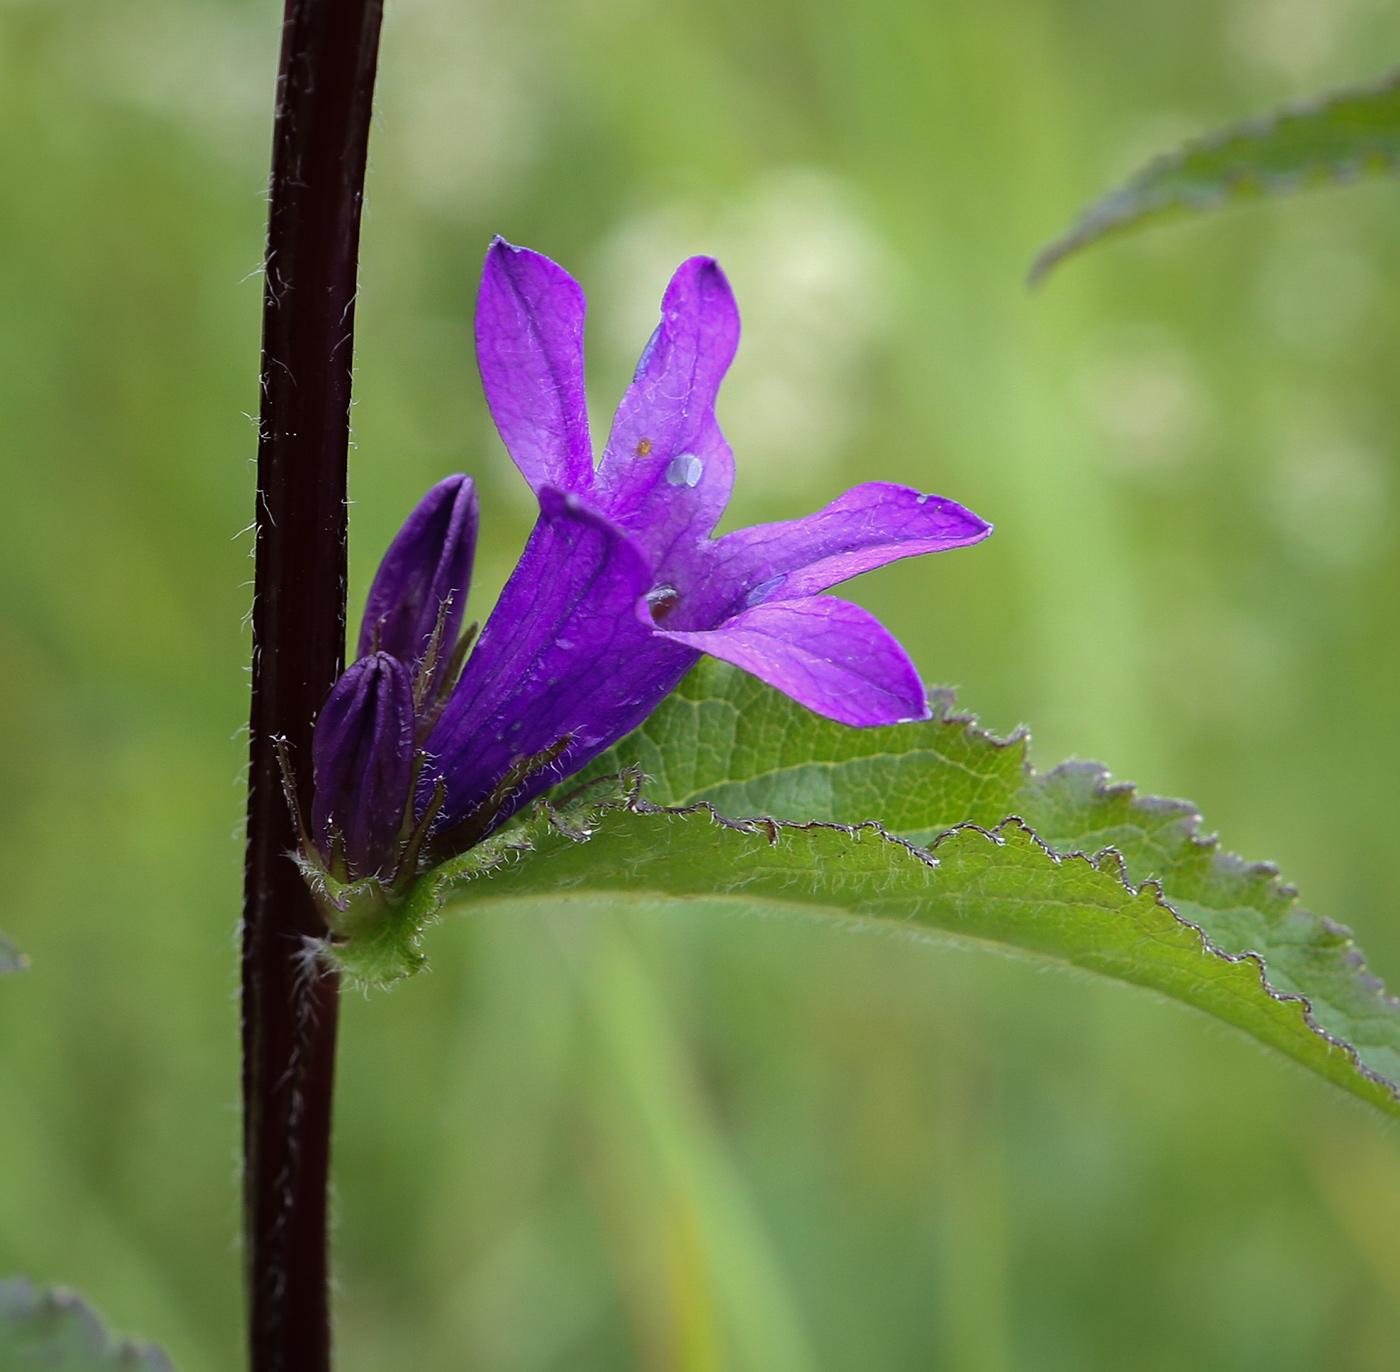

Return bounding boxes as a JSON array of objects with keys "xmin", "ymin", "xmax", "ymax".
[{"xmin": 302, "ymin": 239, "xmax": 991, "ymax": 912}]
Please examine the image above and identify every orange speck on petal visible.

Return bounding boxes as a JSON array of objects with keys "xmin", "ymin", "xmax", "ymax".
[{"xmin": 636, "ymin": 437, "xmax": 652, "ymax": 456}]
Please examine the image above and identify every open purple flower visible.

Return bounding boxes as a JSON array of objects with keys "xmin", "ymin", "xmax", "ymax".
[{"xmin": 310, "ymin": 238, "xmax": 991, "ymax": 881}]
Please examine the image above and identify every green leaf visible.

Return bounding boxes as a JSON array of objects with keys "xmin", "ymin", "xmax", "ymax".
[
  {"xmin": 574, "ymin": 662, "xmax": 1400, "ymax": 1108},
  {"xmin": 426, "ymin": 791, "xmax": 1397, "ymax": 1120},
  {"xmin": 0, "ymin": 1279, "xmax": 173, "ymax": 1370},
  {"xmin": 0, "ymin": 933, "xmax": 24, "ymax": 976},
  {"xmin": 1031, "ymin": 67, "xmax": 1400, "ymax": 281},
  {"xmin": 401, "ymin": 658, "xmax": 1393, "ymax": 1121}
]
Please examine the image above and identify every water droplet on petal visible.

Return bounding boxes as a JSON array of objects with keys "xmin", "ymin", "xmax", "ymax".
[
  {"xmin": 555, "ymin": 639, "xmax": 574, "ymax": 651},
  {"xmin": 666, "ymin": 453, "xmax": 703, "ymax": 488}
]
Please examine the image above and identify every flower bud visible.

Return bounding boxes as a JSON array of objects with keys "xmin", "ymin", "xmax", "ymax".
[
  {"xmin": 358, "ymin": 475, "xmax": 479, "ymax": 690},
  {"xmin": 311, "ymin": 652, "xmax": 415, "ymax": 880}
]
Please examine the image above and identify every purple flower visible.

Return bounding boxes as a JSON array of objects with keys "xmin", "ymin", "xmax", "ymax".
[
  {"xmin": 425, "ymin": 240, "xmax": 990, "ymax": 836},
  {"xmin": 309, "ymin": 238, "xmax": 991, "ymax": 878},
  {"xmin": 311, "ymin": 652, "xmax": 415, "ymax": 879},
  {"xmin": 358, "ymin": 473, "xmax": 478, "ymax": 699}
]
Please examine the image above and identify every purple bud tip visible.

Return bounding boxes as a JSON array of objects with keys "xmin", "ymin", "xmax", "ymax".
[
  {"xmin": 311, "ymin": 652, "xmax": 416, "ymax": 880},
  {"xmin": 358, "ymin": 475, "xmax": 480, "ymax": 683}
]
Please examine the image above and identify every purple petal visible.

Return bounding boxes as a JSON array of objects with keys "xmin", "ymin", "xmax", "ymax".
[
  {"xmin": 656, "ymin": 596, "xmax": 930, "ymax": 727},
  {"xmin": 696, "ymin": 483, "xmax": 992, "ymax": 619},
  {"xmin": 595, "ymin": 257, "xmax": 740, "ymax": 565},
  {"xmin": 425, "ymin": 488, "xmax": 696, "ymax": 831},
  {"xmin": 476, "ymin": 239, "xmax": 595, "ymax": 495},
  {"xmin": 358, "ymin": 475, "xmax": 479, "ymax": 686},
  {"xmin": 312, "ymin": 652, "xmax": 415, "ymax": 878}
]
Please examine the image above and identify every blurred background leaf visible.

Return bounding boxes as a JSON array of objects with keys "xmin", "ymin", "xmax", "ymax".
[
  {"xmin": 1032, "ymin": 67, "xmax": 1400, "ymax": 281},
  {"xmin": 6, "ymin": 0, "xmax": 1400, "ymax": 1369},
  {"xmin": 0, "ymin": 1279, "xmax": 173, "ymax": 1371}
]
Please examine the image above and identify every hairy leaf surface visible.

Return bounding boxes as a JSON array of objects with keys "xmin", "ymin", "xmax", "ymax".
[
  {"xmin": 0, "ymin": 1279, "xmax": 172, "ymax": 1370},
  {"xmin": 1032, "ymin": 68, "xmax": 1400, "ymax": 280}
]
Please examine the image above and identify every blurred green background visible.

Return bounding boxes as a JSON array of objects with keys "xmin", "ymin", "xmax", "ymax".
[{"xmin": 4, "ymin": 0, "xmax": 1400, "ymax": 1367}]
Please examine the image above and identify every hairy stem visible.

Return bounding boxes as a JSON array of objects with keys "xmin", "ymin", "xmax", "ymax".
[{"xmin": 243, "ymin": 2, "xmax": 383, "ymax": 1369}]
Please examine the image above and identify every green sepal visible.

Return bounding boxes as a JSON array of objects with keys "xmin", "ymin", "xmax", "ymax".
[
  {"xmin": 0, "ymin": 1279, "xmax": 173, "ymax": 1370},
  {"xmin": 326, "ymin": 771, "xmax": 645, "ymax": 987},
  {"xmin": 1032, "ymin": 66, "xmax": 1400, "ymax": 280},
  {"xmin": 291, "ymin": 853, "xmax": 411, "ymax": 985}
]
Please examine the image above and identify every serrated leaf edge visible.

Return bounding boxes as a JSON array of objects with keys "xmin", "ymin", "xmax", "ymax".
[
  {"xmin": 579, "ymin": 664, "xmax": 1400, "ymax": 1104},
  {"xmin": 996, "ymin": 794, "xmax": 1400, "ymax": 1110},
  {"xmin": 418, "ymin": 774, "xmax": 1400, "ymax": 1111}
]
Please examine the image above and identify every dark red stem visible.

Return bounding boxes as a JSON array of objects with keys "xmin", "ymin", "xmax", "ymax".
[{"xmin": 242, "ymin": 3, "xmax": 383, "ymax": 1370}]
